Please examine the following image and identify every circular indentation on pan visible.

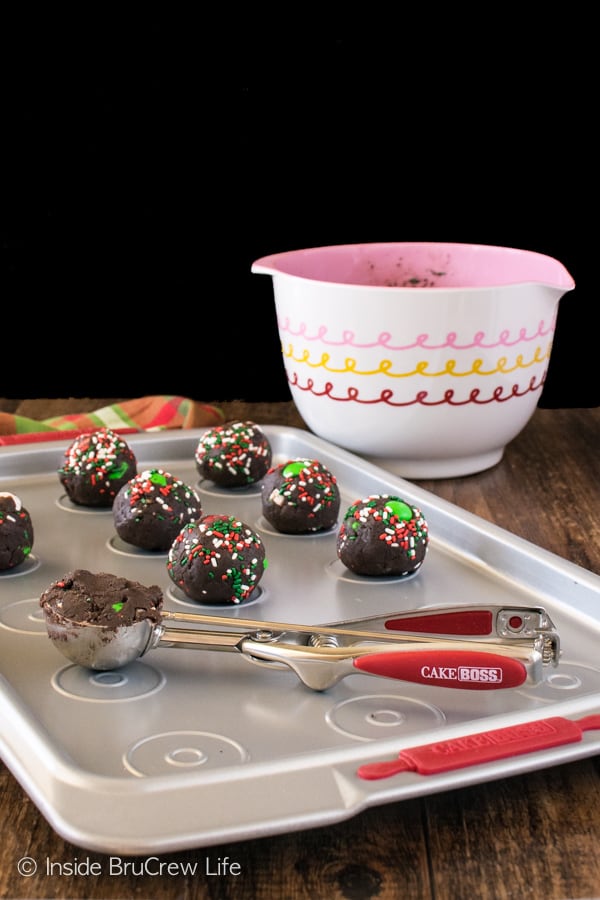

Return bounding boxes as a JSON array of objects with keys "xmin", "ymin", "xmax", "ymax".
[
  {"xmin": 124, "ymin": 730, "xmax": 249, "ymax": 776},
  {"xmin": 0, "ymin": 554, "xmax": 41, "ymax": 578},
  {"xmin": 326, "ymin": 693, "xmax": 446, "ymax": 741},
  {"xmin": 0, "ymin": 598, "xmax": 47, "ymax": 634},
  {"xmin": 107, "ymin": 535, "xmax": 169, "ymax": 558},
  {"xmin": 166, "ymin": 584, "xmax": 265, "ymax": 611},
  {"xmin": 255, "ymin": 515, "xmax": 339, "ymax": 540},
  {"xmin": 52, "ymin": 662, "xmax": 165, "ymax": 701},
  {"xmin": 56, "ymin": 495, "xmax": 113, "ymax": 515},
  {"xmin": 197, "ymin": 479, "xmax": 263, "ymax": 499},
  {"xmin": 517, "ymin": 660, "xmax": 600, "ymax": 702},
  {"xmin": 325, "ymin": 558, "xmax": 423, "ymax": 585}
]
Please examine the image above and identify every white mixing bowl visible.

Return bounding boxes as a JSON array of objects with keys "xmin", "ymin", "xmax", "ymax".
[{"xmin": 252, "ymin": 242, "xmax": 575, "ymax": 478}]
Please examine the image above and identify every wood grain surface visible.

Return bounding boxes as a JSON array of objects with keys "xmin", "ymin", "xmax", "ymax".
[{"xmin": 1, "ymin": 399, "xmax": 600, "ymax": 900}]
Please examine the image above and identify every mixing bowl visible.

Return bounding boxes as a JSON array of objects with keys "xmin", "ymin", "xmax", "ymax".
[{"xmin": 252, "ymin": 242, "xmax": 575, "ymax": 478}]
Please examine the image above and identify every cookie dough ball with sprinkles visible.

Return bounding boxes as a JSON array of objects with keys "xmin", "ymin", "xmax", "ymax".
[
  {"xmin": 195, "ymin": 420, "xmax": 272, "ymax": 487},
  {"xmin": 0, "ymin": 492, "xmax": 34, "ymax": 571},
  {"xmin": 167, "ymin": 515, "xmax": 268, "ymax": 604},
  {"xmin": 337, "ymin": 495, "xmax": 429, "ymax": 577},
  {"xmin": 58, "ymin": 428, "xmax": 138, "ymax": 507},
  {"xmin": 261, "ymin": 459, "xmax": 340, "ymax": 534},
  {"xmin": 113, "ymin": 469, "xmax": 202, "ymax": 551}
]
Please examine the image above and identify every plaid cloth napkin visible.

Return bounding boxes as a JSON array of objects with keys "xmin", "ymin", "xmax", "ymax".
[{"xmin": 0, "ymin": 396, "xmax": 225, "ymax": 445}]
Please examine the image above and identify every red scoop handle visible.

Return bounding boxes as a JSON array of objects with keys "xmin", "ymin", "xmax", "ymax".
[
  {"xmin": 354, "ymin": 649, "xmax": 527, "ymax": 690},
  {"xmin": 384, "ymin": 609, "xmax": 494, "ymax": 635},
  {"xmin": 357, "ymin": 715, "xmax": 600, "ymax": 780}
]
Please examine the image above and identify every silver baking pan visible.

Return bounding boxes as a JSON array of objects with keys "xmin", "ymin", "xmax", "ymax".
[{"xmin": 2, "ymin": 426, "xmax": 600, "ymax": 854}]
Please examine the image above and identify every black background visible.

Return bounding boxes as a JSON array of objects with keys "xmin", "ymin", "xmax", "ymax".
[{"xmin": 1, "ymin": 17, "xmax": 595, "ymax": 407}]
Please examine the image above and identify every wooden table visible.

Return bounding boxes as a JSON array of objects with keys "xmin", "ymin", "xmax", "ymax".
[{"xmin": 1, "ymin": 398, "xmax": 600, "ymax": 900}]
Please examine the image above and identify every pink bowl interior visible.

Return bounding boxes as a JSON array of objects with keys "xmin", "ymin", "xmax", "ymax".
[{"xmin": 254, "ymin": 242, "xmax": 574, "ymax": 290}]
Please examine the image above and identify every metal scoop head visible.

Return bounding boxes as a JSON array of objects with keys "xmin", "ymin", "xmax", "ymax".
[{"xmin": 42, "ymin": 605, "xmax": 157, "ymax": 670}]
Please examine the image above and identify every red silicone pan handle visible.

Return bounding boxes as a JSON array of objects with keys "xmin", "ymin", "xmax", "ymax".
[
  {"xmin": 353, "ymin": 649, "xmax": 527, "ymax": 690},
  {"xmin": 357, "ymin": 715, "xmax": 600, "ymax": 780}
]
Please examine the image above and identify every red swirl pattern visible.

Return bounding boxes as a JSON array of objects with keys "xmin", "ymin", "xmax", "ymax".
[{"xmin": 287, "ymin": 372, "xmax": 547, "ymax": 406}]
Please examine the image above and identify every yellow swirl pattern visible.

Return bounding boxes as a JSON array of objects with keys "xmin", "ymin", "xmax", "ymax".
[{"xmin": 282, "ymin": 342, "xmax": 552, "ymax": 378}]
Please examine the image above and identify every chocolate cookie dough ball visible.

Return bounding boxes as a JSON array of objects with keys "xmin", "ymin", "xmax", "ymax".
[
  {"xmin": 113, "ymin": 469, "xmax": 202, "ymax": 551},
  {"xmin": 195, "ymin": 420, "xmax": 272, "ymax": 487},
  {"xmin": 261, "ymin": 459, "xmax": 340, "ymax": 534},
  {"xmin": 40, "ymin": 569, "xmax": 164, "ymax": 628},
  {"xmin": 59, "ymin": 428, "xmax": 137, "ymax": 507},
  {"xmin": 337, "ymin": 495, "xmax": 429, "ymax": 577},
  {"xmin": 0, "ymin": 492, "xmax": 34, "ymax": 570},
  {"xmin": 167, "ymin": 515, "xmax": 268, "ymax": 604}
]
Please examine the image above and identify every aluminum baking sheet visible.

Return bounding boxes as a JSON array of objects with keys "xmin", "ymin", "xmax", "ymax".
[{"xmin": 2, "ymin": 426, "xmax": 600, "ymax": 854}]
